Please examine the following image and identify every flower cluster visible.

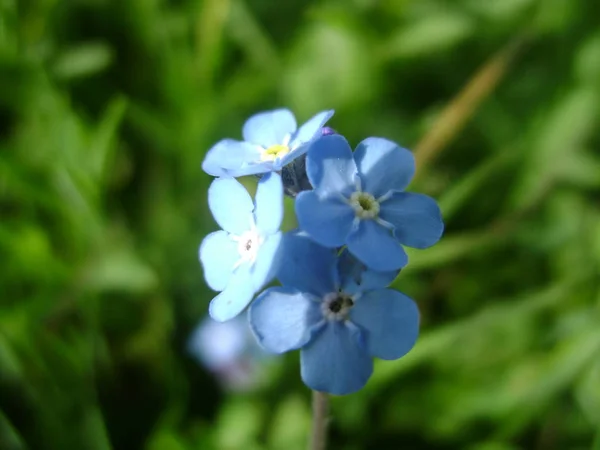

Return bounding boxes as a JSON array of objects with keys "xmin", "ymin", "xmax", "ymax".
[{"xmin": 199, "ymin": 108, "xmax": 443, "ymax": 394}]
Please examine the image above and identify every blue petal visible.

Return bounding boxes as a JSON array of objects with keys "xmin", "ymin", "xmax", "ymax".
[
  {"xmin": 354, "ymin": 137, "xmax": 415, "ymax": 197},
  {"xmin": 350, "ymin": 289, "xmax": 419, "ymax": 360},
  {"xmin": 209, "ymin": 264, "xmax": 255, "ymax": 322},
  {"xmin": 337, "ymin": 249, "xmax": 399, "ymax": 294},
  {"xmin": 289, "ymin": 110, "xmax": 334, "ymax": 147},
  {"xmin": 277, "ymin": 232, "xmax": 338, "ymax": 296},
  {"xmin": 250, "ymin": 232, "xmax": 282, "ymax": 291},
  {"xmin": 254, "ymin": 172, "xmax": 283, "ymax": 235},
  {"xmin": 347, "ymin": 220, "xmax": 408, "ymax": 271},
  {"xmin": 242, "ymin": 109, "xmax": 297, "ymax": 148},
  {"xmin": 199, "ymin": 231, "xmax": 239, "ymax": 291},
  {"xmin": 208, "ymin": 178, "xmax": 254, "ymax": 235},
  {"xmin": 305, "ymin": 135, "xmax": 357, "ymax": 197},
  {"xmin": 379, "ymin": 192, "xmax": 444, "ymax": 249},
  {"xmin": 225, "ymin": 161, "xmax": 275, "ymax": 177},
  {"xmin": 300, "ymin": 321, "xmax": 373, "ymax": 395},
  {"xmin": 277, "ymin": 110, "xmax": 336, "ymax": 169},
  {"xmin": 248, "ymin": 287, "xmax": 322, "ymax": 353},
  {"xmin": 202, "ymin": 139, "xmax": 262, "ymax": 177},
  {"xmin": 296, "ymin": 191, "xmax": 355, "ymax": 247}
]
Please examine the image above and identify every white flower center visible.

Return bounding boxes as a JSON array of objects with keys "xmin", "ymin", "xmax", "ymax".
[
  {"xmin": 321, "ymin": 292, "xmax": 355, "ymax": 321},
  {"xmin": 349, "ymin": 191, "xmax": 380, "ymax": 219},
  {"xmin": 231, "ymin": 221, "xmax": 263, "ymax": 268}
]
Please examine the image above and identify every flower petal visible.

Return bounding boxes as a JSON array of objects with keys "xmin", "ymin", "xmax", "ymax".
[
  {"xmin": 305, "ymin": 135, "xmax": 358, "ymax": 197},
  {"xmin": 354, "ymin": 137, "xmax": 415, "ymax": 197},
  {"xmin": 199, "ymin": 231, "xmax": 239, "ymax": 291},
  {"xmin": 277, "ymin": 232, "xmax": 338, "ymax": 296},
  {"xmin": 296, "ymin": 191, "xmax": 355, "ymax": 247},
  {"xmin": 254, "ymin": 172, "xmax": 283, "ymax": 235},
  {"xmin": 289, "ymin": 110, "xmax": 334, "ymax": 148},
  {"xmin": 242, "ymin": 109, "xmax": 297, "ymax": 148},
  {"xmin": 250, "ymin": 232, "xmax": 282, "ymax": 291},
  {"xmin": 249, "ymin": 287, "xmax": 322, "ymax": 353},
  {"xmin": 380, "ymin": 192, "xmax": 444, "ymax": 249},
  {"xmin": 347, "ymin": 220, "xmax": 408, "ymax": 271},
  {"xmin": 202, "ymin": 139, "xmax": 262, "ymax": 177},
  {"xmin": 337, "ymin": 249, "xmax": 399, "ymax": 294},
  {"xmin": 208, "ymin": 178, "xmax": 254, "ymax": 235},
  {"xmin": 350, "ymin": 289, "xmax": 419, "ymax": 360},
  {"xmin": 209, "ymin": 264, "xmax": 255, "ymax": 322},
  {"xmin": 300, "ymin": 322, "xmax": 373, "ymax": 395}
]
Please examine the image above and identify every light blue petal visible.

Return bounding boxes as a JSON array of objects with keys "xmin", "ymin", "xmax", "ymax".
[
  {"xmin": 242, "ymin": 109, "xmax": 297, "ymax": 148},
  {"xmin": 208, "ymin": 178, "xmax": 254, "ymax": 235},
  {"xmin": 288, "ymin": 110, "xmax": 335, "ymax": 149},
  {"xmin": 337, "ymin": 249, "xmax": 399, "ymax": 294},
  {"xmin": 350, "ymin": 289, "xmax": 419, "ymax": 360},
  {"xmin": 305, "ymin": 135, "xmax": 357, "ymax": 197},
  {"xmin": 380, "ymin": 192, "xmax": 444, "ymax": 249},
  {"xmin": 354, "ymin": 137, "xmax": 415, "ymax": 197},
  {"xmin": 202, "ymin": 139, "xmax": 262, "ymax": 177},
  {"xmin": 225, "ymin": 161, "xmax": 275, "ymax": 177},
  {"xmin": 254, "ymin": 172, "xmax": 283, "ymax": 235},
  {"xmin": 248, "ymin": 287, "xmax": 322, "ymax": 353},
  {"xmin": 250, "ymin": 232, "xmax": 282, "ymax": 291},
  {"xmin": 296, "ymin": 191, "xmax": 355, "ymax": 247},
  {"xmin": 347, "ymin": 220, "xmax": 408, "ymax": 271},
  {"xmin": 199, "ymin": 231, "xmax": 239, "ymax": 291},
  {"xmin": 208, "ymin": 264, "xmax": 255, "ymax": 322},
  {"xmin": 300, "ymin": 321, "xmax": 373, "ymax": 395},
  {"xmin": 277, "ymin": 232, "xmax": 338, "ymax": 296}
]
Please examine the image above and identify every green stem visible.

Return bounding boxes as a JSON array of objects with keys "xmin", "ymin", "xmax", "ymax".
[{"xmin": 309, "ymin": 390, "xmax": 329, "ymax": 450}]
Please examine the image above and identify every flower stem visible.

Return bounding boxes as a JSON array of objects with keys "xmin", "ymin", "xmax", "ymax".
[{"xmin": 309, "ymin": 390, "xmax": 329, "ymax": 450}]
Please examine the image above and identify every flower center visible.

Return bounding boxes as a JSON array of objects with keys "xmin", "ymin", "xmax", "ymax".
[
  {"xmin": 235, "ymin": 228, "xmax": 262, "ymax": 265},
  {"xmin": 261, "ymin": 144, "xmax": 290, "ymax": 161},
  {"xmin": 349, "ymin": 191, "xmax": 380, "ymax": 219},
  {"xmin": 321, "ymin": 292, "xmax": 354, "ymax": 321}
]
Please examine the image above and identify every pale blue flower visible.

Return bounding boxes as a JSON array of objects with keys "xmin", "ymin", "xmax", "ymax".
[
  {"xmin": 202, "ymin": 109, "xmax": 334, "ymax": 178},
  {"xmin": 188, "ymin": 316, "xmax": 271, "ymax": 391},
  {"xmin": 199, "ymin": 173, "xmax": 283, "ymax": 322}
]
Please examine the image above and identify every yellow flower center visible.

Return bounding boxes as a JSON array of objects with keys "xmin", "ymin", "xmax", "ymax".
[
  {"xmin": 261, "ymin": 144, "xmax": 290, "ymax": 161},
  {"xmin": 349, "ymin": 192, "xmax": 380, "ymax": 219}
]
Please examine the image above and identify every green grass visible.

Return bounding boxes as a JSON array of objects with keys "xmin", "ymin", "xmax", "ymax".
[{"xmin": 1, "ymin": 0, "xmax": 600, "ymax": 449}]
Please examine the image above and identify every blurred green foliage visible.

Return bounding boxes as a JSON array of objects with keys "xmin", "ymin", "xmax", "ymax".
[{"xmin": 1, "ymin": 0, "xmax": 600, "ymax": 449}]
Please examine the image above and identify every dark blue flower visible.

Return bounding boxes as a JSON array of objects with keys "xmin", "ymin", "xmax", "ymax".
[
  {"xmin": 295, "ymin": 135, "xmax": 444, "ymax": 271},
  {"xmin": 202, "ymin": 109, "xmax": 334, "ymax": 178},
  {"xmin": 248, "ymin": 233, "xmax": 419, "ymax": 395},
  {"xmin": 199, "ymin": 173, "xmax": 283, "ymax": 322}
]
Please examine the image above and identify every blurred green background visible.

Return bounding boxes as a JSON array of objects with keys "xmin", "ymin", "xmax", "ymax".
[{"xmin": 1, "ymin": 0, "xmax": 600, "ymax": 449}]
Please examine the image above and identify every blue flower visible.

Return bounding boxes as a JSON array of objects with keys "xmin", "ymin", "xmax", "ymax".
[
  {"xmin": 188, "ymin": 315, "xmax": 272, "ymax": 391},
  {"xmin": 295, "ymin": 135, "xmax": 444, "ymax": 271},
  {"xmin": 202, "ymin": 109, "xmax": 334, "ymax": 178},
  {"xmin": 248, "ymin": 233, "xmax": 419, "ymax": 395},
  {"xmin": 199, "ymin": 172, "xmax": 283, "ymax": 322}
]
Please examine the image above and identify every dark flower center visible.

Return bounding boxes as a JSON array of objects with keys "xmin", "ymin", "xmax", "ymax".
[{"xmin": 328, "ymin": 295, "xmax": 354, "ymax": 313}]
